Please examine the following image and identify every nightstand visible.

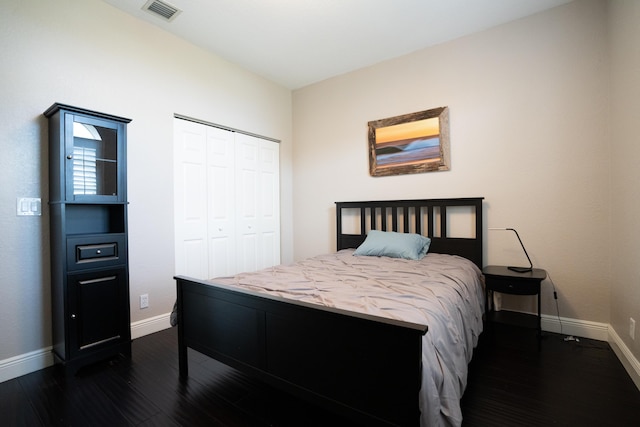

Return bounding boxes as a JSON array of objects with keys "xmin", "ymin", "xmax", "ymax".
[{"xmin": 483, "ymin": 265, "xmax": 547, "ymax": 339}]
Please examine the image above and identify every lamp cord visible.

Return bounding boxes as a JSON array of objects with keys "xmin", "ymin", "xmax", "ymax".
[
  {"xmin": 546, "ymin": 272, "xmax": 605, "ymax": 349},
  {"xmin": 546, "ymin": 271, "xmax": 563, "ymax": 336}
]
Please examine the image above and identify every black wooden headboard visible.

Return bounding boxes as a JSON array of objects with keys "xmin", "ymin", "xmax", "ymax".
[{"xmin": 335, "ymin": 197, "xmax": 484, "ymax": 268}]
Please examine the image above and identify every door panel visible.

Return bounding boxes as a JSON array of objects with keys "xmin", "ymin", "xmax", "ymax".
[
  {"xmin": 258, "ymin": 139, "xmax": 280, "ymax": 269},
  {"xmin": 174, "ymin": 119, "xmax": 208, "ymax": 278},
  {"xmin": 206, "ymin": 127, "xmax": 236, "ymax": 278},
  {"xmin": 235, "ymin": 135, "xmax": 259, "ymax": 272}
]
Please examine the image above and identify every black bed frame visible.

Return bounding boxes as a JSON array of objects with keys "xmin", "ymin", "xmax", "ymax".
[{"xmin": 175, "ymin": 197, "xmax": 483, "ymax": 426}]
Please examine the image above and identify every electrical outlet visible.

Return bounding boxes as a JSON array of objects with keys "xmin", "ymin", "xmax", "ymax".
[
  {"xmin": 630, "ymin": 318, "xmax": 636, "ymax": 340},
  {"xmin": 140, "ymin": 294, "xmax": 149, "ymax": 309}
]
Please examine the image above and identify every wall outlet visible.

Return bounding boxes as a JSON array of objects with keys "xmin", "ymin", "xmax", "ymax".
[
  {"xmin": 630, "ymin": 318, "xmax": 636, "ymax": 340},
  {"xmin": 140, "ymin": 293, "xmax": 149, "ymax": 309}
]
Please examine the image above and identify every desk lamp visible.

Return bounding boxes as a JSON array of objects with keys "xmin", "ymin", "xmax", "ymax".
[{"xmin": 489, "ymin": 227, "xmax": 533, "ymax": 273}]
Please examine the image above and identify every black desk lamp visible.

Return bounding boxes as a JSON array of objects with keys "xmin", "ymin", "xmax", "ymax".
[{"xmin": 489, "ymin": 227, "xmax": 533, "ymax": 273}]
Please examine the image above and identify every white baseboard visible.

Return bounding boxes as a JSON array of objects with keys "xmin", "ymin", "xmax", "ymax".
[
  {"xmin": 608, "ymin": 328, "xmax": 640, "ymax": 390},
  {"xmin": 541, "ymin": 313, "xmax": 609, "ymax": 341},
  {"xmin": 0, "ymin": 312, "xmax": 172, "ymax": 384},
  {"xmin": 0, "ymin": 347, "xmax": 54, "ymax": 384},
  {"xmin": 130, "ymin": 312, "xmax": 173, "ymax": 339}
]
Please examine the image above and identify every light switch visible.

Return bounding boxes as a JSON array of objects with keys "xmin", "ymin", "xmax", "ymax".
[{"xmin": 16, "ymin": 197, "xmax": 41, "ymax": 216}]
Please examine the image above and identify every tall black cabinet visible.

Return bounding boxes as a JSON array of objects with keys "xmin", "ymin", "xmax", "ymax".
[{"xmin": 45, "ymin": 103, "xmax": 132, "ymax": 374}]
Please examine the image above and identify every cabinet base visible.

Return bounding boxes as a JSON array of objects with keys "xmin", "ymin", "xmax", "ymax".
[{"xmin": 53, "ymin": 341, "xmax": 131, "ymax": 376}]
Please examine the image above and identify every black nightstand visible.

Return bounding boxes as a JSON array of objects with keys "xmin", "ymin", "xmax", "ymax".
[{"xmin": 483, "ymin": 265, "xmax": 547, "ymax": 339}]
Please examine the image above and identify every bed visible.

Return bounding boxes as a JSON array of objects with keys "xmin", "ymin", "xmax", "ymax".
[{"xmin": 174, "ymin": 197, "xmax": 484, "ymax": 426}]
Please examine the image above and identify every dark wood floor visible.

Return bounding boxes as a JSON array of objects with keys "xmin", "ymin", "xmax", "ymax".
[{"xmin": 2, "ymin": 320, "xmax": 639, "ymax": 426}]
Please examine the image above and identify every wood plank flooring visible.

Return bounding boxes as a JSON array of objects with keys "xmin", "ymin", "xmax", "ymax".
[{"xmin": 2, "ymin": 322, "xmax": 639, "ymax": 426}]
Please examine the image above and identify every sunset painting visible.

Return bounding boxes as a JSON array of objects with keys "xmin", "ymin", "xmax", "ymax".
[
  {"xmin": 374, "ymin": 117, "xmax": 441, "ymax": 167},
  {"xmin": 368, "ymin": 107, "xmax": 450, "ymax": 177}
]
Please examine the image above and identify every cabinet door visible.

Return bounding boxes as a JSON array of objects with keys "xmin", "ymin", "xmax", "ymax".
[
  {"xmin": 67, "ymin": 268, "xmax": 130, "ymax": 357},
  {"xmin": 65, "ymin": 113, "xmax": 125, "ymax": 202}
]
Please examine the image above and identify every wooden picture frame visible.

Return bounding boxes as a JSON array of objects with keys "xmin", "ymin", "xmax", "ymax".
[{"xmin": 368, "ymin": 107, "xmax": 450, "ymax": 177}]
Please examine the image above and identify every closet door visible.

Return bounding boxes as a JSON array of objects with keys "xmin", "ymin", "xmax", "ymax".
[
  {"xmin": 174, "ymin": 120, "xmax": 237, "ymax": 278},
  {"xmin": 256, "ymin": 136, "xmax": 280, "ymax": 269},
  {"xmin": 235, "ymin": 134, "xmax": 280, "ymax": 272},
  {"xmin": 174, "ymin": 119, "xmax": 209, "ymax": 279},
  {"xmin": 206, "ymin": 127, "xmax": 236, "ymax": 278},
  {"xmin": 174, "ymin": 119, "xmax": 279, "ymax": 279},
  {"xmin": 235, "ymin": 134, "xmax": 259, "ymax": 273}
]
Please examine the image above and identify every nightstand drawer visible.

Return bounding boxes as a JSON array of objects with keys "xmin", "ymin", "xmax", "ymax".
[{"xmin": 485, "ymin": 277, "xmax": 540, "ymax": 295}]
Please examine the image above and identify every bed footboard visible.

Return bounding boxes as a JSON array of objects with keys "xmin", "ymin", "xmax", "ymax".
[{"xmin": 175, "ymin": 275, "xmax": 426, "ymax": 426}]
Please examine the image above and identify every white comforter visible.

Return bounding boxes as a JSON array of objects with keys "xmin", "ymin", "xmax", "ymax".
[{"xmin": 212, "ymin": 250, "xmax": 485, "ymax": 427}]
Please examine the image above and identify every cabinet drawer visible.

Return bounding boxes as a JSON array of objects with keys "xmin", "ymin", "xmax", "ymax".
[
  {"xmin": 77, "ymin": 243, "xmax": 117, "ymax": 261},
  {"xmin": 67, "ymin": 234, "xmax": 127, "ymax": 271},
  {"xmin": 485, "ymin": 277, "xmax": 540, "ymax": 295}
]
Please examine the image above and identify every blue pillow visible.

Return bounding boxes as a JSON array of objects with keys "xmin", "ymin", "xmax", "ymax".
[{"xmin": 353, "ymin": 230, "xmax": 431, "ymax": 260}]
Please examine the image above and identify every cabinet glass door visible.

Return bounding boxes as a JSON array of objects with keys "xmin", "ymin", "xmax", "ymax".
[{"xmin": 67, "ymin": 115, "xmax": 121, "ymax": 201}]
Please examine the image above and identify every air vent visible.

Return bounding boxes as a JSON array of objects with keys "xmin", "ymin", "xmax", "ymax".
[{"xmin": 142, "ymin": 0, "xmax": 181, "ymax": 22}]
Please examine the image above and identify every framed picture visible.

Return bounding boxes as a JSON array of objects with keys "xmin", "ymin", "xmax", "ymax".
[{"xmin": 368, "ymin": 107, "xmax": 450, "ymax": 177}]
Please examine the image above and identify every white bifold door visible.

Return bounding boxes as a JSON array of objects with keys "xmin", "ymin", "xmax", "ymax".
[{"xmin": 174, "ymin": 118, "xmax": 280, "ymax": 279}]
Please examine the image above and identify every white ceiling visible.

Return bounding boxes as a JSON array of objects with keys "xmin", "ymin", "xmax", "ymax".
[{"xmin": 102, "ymin": 0, "xmax": 572, "ymax": 89}]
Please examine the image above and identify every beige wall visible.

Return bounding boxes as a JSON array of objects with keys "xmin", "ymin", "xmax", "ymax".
[
  {"xmin": 293, "ymin": 0, "xmax": 611, "ymax": 325},
  {"xmin": 0, "ymin": 0, "xmax": 293, "ymax": 363},
  {"xmin": 609, "ymin": 0, "xmax": 640, "ymax": 363}
]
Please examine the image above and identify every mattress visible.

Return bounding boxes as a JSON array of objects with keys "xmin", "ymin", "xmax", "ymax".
[{"xmin": 212, "ymin": 249, "xmax": 485, "ymax": 427}]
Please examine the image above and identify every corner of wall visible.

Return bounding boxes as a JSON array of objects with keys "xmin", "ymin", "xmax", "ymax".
[{"xmin": 609, "ymin": 326, "xmax": 640, "ymax": 391}]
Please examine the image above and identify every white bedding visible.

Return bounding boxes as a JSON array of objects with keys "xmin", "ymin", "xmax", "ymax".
[{"xmin": 212, "ymin": 249, "xmax": 485, "ymax": 427}]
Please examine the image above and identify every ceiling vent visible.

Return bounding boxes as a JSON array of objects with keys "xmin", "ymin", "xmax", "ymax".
[{"xmin": 142, "ymin": 0, "xmax": 181, "ymax": 22}]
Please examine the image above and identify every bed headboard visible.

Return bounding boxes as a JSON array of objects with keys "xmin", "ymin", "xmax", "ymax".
[{"xmin": 335, "ymin": 197, "xmax": 484, "ymax": 268}]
